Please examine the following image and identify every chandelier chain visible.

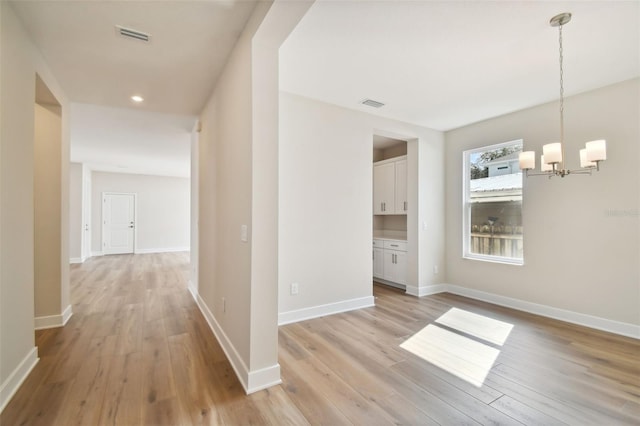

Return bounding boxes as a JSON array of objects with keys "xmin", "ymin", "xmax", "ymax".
[{"xmin": 559, "ymin": 24, "xmax": 564, "ymax": 147}]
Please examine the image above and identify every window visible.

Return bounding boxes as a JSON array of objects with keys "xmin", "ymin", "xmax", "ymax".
[{"xmin": 463, "ymin": 140, "xmax": 523, "ymax": 264}]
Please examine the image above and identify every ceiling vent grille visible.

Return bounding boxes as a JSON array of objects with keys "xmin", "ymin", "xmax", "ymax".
[
  {"xmin": 116, "ymin": 25, "xmax": 150, "ymax": 42},
  {"xmin": 361, "ymin": 99, "xmax": 385, "ymax": 108}
]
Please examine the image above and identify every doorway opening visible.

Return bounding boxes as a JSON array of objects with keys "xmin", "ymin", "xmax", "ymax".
[
  {"xmin": 34, "ymin": 73, "xmax": 66, "ymax": 330},
  {"xmin": 372, "ymin": 134, "xmax": 408, "ymax": 291}
]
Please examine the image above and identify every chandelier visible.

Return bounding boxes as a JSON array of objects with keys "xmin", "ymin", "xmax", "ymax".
[{"xmin": 519, "ymin": 12, "xmax": 607, "ymax": 178}]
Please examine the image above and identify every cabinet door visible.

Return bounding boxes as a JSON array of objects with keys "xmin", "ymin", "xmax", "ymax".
[
  {"xmin": 394, "ymin": 250, "xmax": 408, "ymax": 285},
  {"xmin": 394, "ymin": 159, "xmax": 407, "ymax": 214},
  {"xmin": 373, "ymin": 162, "xmax": 395, "ymax": 215},
  {"xmin": 383, "ymin": 249, "xmax": 408, "ymax": 285},
  {"xmin": 383, "ymin": 250, "xmax": 395, "ymax": 281},
  {"xmin": 373, "ymin": 247, "xmax": 384, "ymax": 278}
]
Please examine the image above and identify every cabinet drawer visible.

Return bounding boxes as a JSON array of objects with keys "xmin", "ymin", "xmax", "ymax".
[
  {"xmin": 383, "ymin": 240, "xmax": 407, "ymax": 251},
  {"xmin": 373, "ymin": 239, "xmax": 384, "ymax": 247}
]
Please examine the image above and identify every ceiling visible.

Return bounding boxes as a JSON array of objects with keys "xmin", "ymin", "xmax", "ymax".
[
  {"xmin": 11, "ymin": 0, "xmax": 258, "ymax": 178},
  {"xmin": 12, "ymin": 1, "xmax": 639, "ymax": 177},
  {"xmin": 12, "ymin": 0, "xmax": 257, "ymax": 115},
  {"xmin": 70, "ymin": 103, "xmax": 194, "ymax": 178},
  {"xmin": 280, "ymin": 1, "xmax": 639, "ymax": 131}
]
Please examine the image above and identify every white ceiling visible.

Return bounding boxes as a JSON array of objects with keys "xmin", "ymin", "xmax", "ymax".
[
  {"xmin": 70, "ymin": 103, "xmax": 194, "ymax": 178},
  {"xmin": 12, "ymin": 1, "xmax": 639, "ymax": 177},
  {"xmin": 280, "ymin": 1, "xmax": 640, "ymax": 131},
  {"xmin": 11, "ymin": 0, "xmax": 258, "ymax": 178},
  {"xmin": 12, "ymin": 0, "xmax": 257, "ymax": 115}
]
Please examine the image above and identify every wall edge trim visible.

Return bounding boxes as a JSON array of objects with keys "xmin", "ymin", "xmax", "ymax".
[
  {"xmin": 278, "ymin": 296, "xmax": 375, "ymax": 326},
  {"xmin": 406, "ymin": 284, "xmax": 448, "ymax": 297},
  {"xmin": 34, "ymin": 304, "xmax": 73, "ymax": 330},
  {"xmin": 134, "ymin": 247, "xmax": 190, "ymax": 254},
  {"xmin": 246, "ymin": 364, "xmax": 282, "ymax": 394},
  {"xmin": 191, "ymin": 291, "xmax": 251, "ymax": 394},
  {"xmin": 0, "ymin": 347, "xmax": 39, "ymax": 413},
  {"xmin": 438, "ymin": 283, "xmax": 640, "ymax": 339}
]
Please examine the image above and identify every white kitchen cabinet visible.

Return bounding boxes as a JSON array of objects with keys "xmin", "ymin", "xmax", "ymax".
[
  {"xmin": 373, "ymin": 247, "xmax": 384, "ymax": 278},
  {"xmin": 373, "ymin": 238, "xmax": 407, "ymax": 286},
  {"xmin": 373, "ymin": 162, "xmax": 394, "ymax": 214},
  {"xmin": 394, "ymin": 159, "xmax": 408, "ymax": 213},
  {"xmin": 383, "ymin": 249, "xmax": 407, "ymax": 285},
  {"xmin": 373, "ymin": 156, "xmax": 407, "ymax": 215}
]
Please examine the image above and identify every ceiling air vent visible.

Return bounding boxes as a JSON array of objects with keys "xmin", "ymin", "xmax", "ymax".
[
  {"xmin": 116, "ymin": 25, "xmax": 150, "ymax": 42},
  {"xmin": 361, "ymin": 99, "xmax": 385, "ymax": 108}
]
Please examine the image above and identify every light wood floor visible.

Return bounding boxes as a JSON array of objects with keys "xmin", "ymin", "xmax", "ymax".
[{"xmin": 2, "ymin": 253, "xmax": 639, "ymax": 425}]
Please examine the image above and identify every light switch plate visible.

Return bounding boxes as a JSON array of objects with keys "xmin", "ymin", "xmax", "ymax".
[{"xmin": 240, "ymin": 225, "xmax": 248, "ymax": 242}]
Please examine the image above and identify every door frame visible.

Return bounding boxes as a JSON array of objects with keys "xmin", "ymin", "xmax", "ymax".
[{"xmin": 101, "ymin": 192, "xmax": 137, "ymax": 255}]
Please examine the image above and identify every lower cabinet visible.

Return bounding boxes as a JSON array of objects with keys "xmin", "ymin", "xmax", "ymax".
[
  {"xmin": 373, "ymin": 238, "xmax": 407, "ymax": 286},
  {"xmin": 383, "ymin": 249, "xmax": 407, "ymax": 285},
  {"xmin": 373, "ymin": 247, "xmax": 384, "ymax": 278}
]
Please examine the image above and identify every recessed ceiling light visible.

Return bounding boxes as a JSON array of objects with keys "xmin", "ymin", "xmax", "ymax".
[{"xmin": 131, "ymin": 95, "xmax": 144, "ymax": 103}]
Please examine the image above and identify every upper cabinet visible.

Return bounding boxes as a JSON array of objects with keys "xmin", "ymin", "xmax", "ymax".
[
  {"xmin": 373, "ymin": 155, "xmax": 407, "ymax": 215},
  {"xmin": 394, "ymin": 158, "xmax": 407, "ymax": 214}
]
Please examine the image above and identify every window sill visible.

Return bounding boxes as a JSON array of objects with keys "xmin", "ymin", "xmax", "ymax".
[{"xmin": 463, "ymin": 253, "xmax": 523, "ymax": 266}]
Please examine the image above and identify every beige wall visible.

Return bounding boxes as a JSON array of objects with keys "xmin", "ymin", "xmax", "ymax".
[
  {"xmin": 91, "ymin": 171, "xmax": 190, "ymax": 253},
  {"xmin": 0, "ymin": 1, "xmax": 70, "ymax": 405},
  {"xmin": 445, "ymin": 78, "xmax": 640, "ymax": 326},
  {"xmin": 278, "ymin": 92, "xmax": 446, "ymax": 314},
  {"xmin": 198, "ymin": 3, "xmax": 256, "ymax": 367},
  {"xmin": 197, "ymin": 0, "xmax": 311, "ymax": 391},
  {"xmin": 34, "ymin": 103, "xmax": 62, "ymax": 318},
  {"xmin": 69, "ymin": 162, "xmax": 83, "ymax": 260}
]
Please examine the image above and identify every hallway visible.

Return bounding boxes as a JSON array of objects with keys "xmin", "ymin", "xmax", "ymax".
[{"xmin": 0, "ymin": 253, "xmax": 298, "ymax": 425}]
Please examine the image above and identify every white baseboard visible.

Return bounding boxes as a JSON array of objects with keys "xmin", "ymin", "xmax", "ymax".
[
  {"xmin": 278, "ymin": 295, "xmax": 375, "ymax": 326},
  {"xmin": 406, "ymin": 283, "xmax": 448, "ymax": 297},
  {"xmin": 34, "ymin": 304, "xmax": 73, "ymax": 330},
  {"xmin": 247, "ymin": 363, "xmax": 282, "ymax": 394},
  {"xmin": 187, "ymin": 280, "xmax": 198, "ymax": 301},
  {"xmin": 134, "ymin": 247, "xmax": 190, "ymax": 254},
  {"xmin": 434, "ymin": 283, "xmax": 640, "ymax": 339},
  {"xmin": 70, "ymin": 257, "xmax": 84, "ymax": 264},
  {"xmin": 193, "ymin": 293, "xmax": 281, "ymax": 394},
  {"xmin": 91, "ymin": 251, "xmax": 103, "ymax": 257},
  {"xmin": 0, "ymin": 347, "xmax": 38, "ymax": 413}
]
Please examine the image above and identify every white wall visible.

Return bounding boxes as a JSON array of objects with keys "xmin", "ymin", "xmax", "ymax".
[
  {"xmin": 278, "ymin": 92, "xmax": 445, "ymax": 320},
  {"xmin": 445, "ymin": 79, "xmax": 639, "ymax": 328},
  {"xmin": 69, "ymin": 162, "xmax": 83, "ymax": 261},
  {"xmin": 91, "ymin": 171, "xmax": 190, "ymax": 254},
  {"xmin": 0, "ymin": 1, "xmax": 70, "ymax": 411},
  {"xmin": 196, "ymin": 0, "xmax": 311, "ymax": 393}
]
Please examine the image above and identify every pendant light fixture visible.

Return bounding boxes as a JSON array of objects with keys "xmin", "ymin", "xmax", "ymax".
[{"xmin": 519, "ymin": 12, "xmax": 607, "ymax": 178}]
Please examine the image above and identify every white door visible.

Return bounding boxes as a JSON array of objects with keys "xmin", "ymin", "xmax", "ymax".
[
  {"xmin": 102, "ymin": 193, "xmax": 135, "ymax": 255},
  {"xmin": 82, "ymin": 176, "xmax": 92, "ymax": 259}
]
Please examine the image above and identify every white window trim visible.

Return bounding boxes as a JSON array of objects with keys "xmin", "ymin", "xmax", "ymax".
[{"xmin": 462, "ymin": 139, "xmax": 524, "ymax": 266}]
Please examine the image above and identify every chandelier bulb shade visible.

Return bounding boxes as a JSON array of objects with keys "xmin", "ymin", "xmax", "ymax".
[{"xmin": 518, "ymin": 12, "xmax": 607, "ymax": 178}]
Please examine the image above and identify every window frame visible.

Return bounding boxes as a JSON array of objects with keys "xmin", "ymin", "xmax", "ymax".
[{"xmin": 462, "ymin": 139, "xmax": 524, "ymax": 266}]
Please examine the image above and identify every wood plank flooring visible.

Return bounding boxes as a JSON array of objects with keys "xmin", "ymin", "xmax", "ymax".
[{"xmin": 1, "ymin": 252, "xmax": 638, "ymax": 425}]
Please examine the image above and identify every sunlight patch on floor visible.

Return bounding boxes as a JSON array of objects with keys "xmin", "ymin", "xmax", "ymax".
[
  {"xmin": 435, "ymin": 307, "xmax": 514, "ymax": 346},
  {"xmin": 400, "ymin": 308, "xmax": 514, "ymax": 387}
]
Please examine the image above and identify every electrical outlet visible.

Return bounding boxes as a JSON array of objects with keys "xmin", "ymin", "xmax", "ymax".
[
  {"xmin": 290, "ymin": 282, "xmax": 299, "ymax": 295},
  {"xmin": 222, "ymin": 297, "xmax": 226, "ymax": 313},
  {"xmin": 433, "ymin": 265, "xmax": 439, "ymax": 274}
]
